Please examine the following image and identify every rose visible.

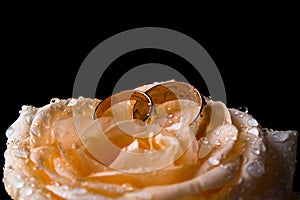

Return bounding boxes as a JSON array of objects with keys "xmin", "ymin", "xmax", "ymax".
[{"xmin": 3, "ymin": 82, "xmax": 299, "ymax": 200}]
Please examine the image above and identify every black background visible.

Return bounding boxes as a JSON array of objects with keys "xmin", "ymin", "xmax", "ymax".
[{"xmin": 0, "ymin": 12, "xmax": 299, "ymax": 198}]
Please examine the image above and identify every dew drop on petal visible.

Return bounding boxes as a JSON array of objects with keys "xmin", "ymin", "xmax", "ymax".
[
  {"xmin": 247, "ymin": 161, "xmax": 265, "ymax": 177},
  {"xmin": 71, "ymin": 188, "xmax": 87, "ymax": 195},
  {"xmin": 25, "ymin": 114, "xmax": 34, "ymax": 124},
  {"xmin": 5, "ymin": 126, "xmax": 14, "ymax": 138},
  {"xmin": 247, "ymin": 118, "xmax": 258, "ymax": 127},
  {"xmin": 247, "ymin": 128, "xmax": 259, "ymax": 136},
  {"xmin": 208, "ymin": 157, "xmax": 220, "ymax": 166},
  {"xmin": 200, "ymin": 138, "xmax": 209, "ymax": 145},
  {"xmin": 271, "ymin": 131, "xmax": 289, "ymax": 142},
  {"xmin": 23, "ymin": 188, "xmax": 33, "ymax": 196},
  {"xmin": 260, "ymin": 143, "xmax": 266, "ymax": 152},
  {"xmin": 31, "ymin": 127, "xmax": 41, "ymax": 137},
  {"xmin": 50, "ymin": 98, "xmax": 61, "ymax": 104},
  {"xmin": 14, "ymin": 149, "xmax": 29, "ymax": 158},
  {"xmin": 167, "ymin": 114, "xmax": 174, "ymax": 118},
  {"xmin": 15, "ymin": 174, "xmax": 21, "ymax": 179},
  {"xmin": 15, "ymin": 181, "xmax": 25, "ymax": 189},
  {"xmin": 233, "ymin": 110, "xmax": 239, "ymax": 115},
  {"xmin": 252, "ymin": 148, "xmax": 261, "ymax": 155},
  {"xmin": 238, "ymin": 107, "xmax": 248, "ymax": 113},
  {"xmin": 21, "ymin": 105, "xmax": 29, "ymax": 111},
  {"xmin": 68, "ymin": 99, "xmax": 77, "ymax": 106},
  {"xmin": 237, "ymin": 177, "xmax": 243, "ymax": 184},
  {"xmin": 231, "ymin": 135, "xmax": 238, "ymax": 141},
  {"xmin": 199, "ymin": 141, "xmax": 212, "ymax": 158},
  {"xmin": 215, "ymin": 139, "xmax": 221, "ymax": 147},
  {"xmin": 4, "ymin": 150, "xmax": 9, "ymax": 159}
]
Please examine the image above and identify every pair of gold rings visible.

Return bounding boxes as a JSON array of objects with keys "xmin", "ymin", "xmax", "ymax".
[{"xmin": 93, "ymin": 81, "xmax": 203, "ymax": 125}]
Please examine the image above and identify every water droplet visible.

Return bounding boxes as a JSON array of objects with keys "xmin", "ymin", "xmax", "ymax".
[
  {"xmin": 238, "ymin": 107, "xmax": 248, "ymax": 113},
  {"xmin": 5, "ymin": 126, "xmax": 13, "ymax": 138},
  {"xmin": 271, "ymin": 131, "xmax": 289, "ymax": 142},
  {"xmin": 54, "ymin": 182, "xmax": 60, "ymax": 186},
  {"xmin": 247, "ymin": 161, "xmax": 265, "ymax": 177},
  {"xmin": 239, "ymin": 114, "xmax": 244, "ymax": 118},
  {"xmin": 71, "ymin": 188, "xmax": 87, "ymax": 195},
  {"xmin": 174, "ymin": 116, "xmax": 178, "ymax": 120},
  {"xmin": 50, "ymin": 98, "xmax": 60, "ymax": 104},
  {"xmin": 35, "ymin": 111, "xmax": 51, "ymax": 128},
  {"xmin": 24, "ymin": 188, "xmax": 33, "ymax": 196},
  {"xmin": 167, "ymin": 107, "xmax": 171, "ymax": 111},
  {"xmin": 14, "ymin": 149, "xmax": 28, "ymax": 158},
  {"xmin": 15, "ymin": 181, "xmax": 25, "ymax": 188},
  {"xmin": 220, "ymin": 164, "xmax": 227, "ymax": 169},
  {"xmin": 168, "ymin": 120, "xmax": 173, "ymax": 124},
  {"xmin": 215, "ymin": 139, "xmax": 221, "ymax": 147},
  {"xmin": 208, "ymin": 157, "xmax": 220, "ymax": 165},
  {"xmin": 247, "ymin": 118, "xmax": 258, "ymax": 127},
  {"xmin": 68, "ymin": 99, "xmax": 77, "ymax": 106},
  {"xmin": 215, "ymin": 130, "xmax": 221, "ymax": 136},
  {"xmin": 62, "ymin": 185, "xmax": 70, "ymax": 190},
  {"xmin": 76, "ymin": 106, "xmax": 86, "ymax": 115},
  {"xmin": 247, "ymin": 128, "xmax": 259, "ymax": 136},
  {"xmin": 31, "ymin": 127, "xmax": 40, "ymax": 137},
  {"xmin": 233, "ymin": 110, "xmax": 239, "ymax": 115},
  {"xmin": 167, "ymin": 114, "xmax": 174, "ymax": 118},
  {"xmin": 252, "ymin": 148, "xmax": 261, "ymax": 155},
  {"xmin": 25, "ymin": 114, "xmax": 34, "ymax": 124},
  {"xmin": 237, "ymin": 177, "xmax": 243, "ymax": 184},
  {"xmin": 71, "ymin": 143, "xmax": 78, "ymax": 150},
  {"xmin": 260, "ymin": 143, "xmax": 266, "ymax": 152},
  {"xmin": 122, "ymin": 183, "xmax": 134, "ymax": 191},
  {"xmin": 200, "ymin": 138, "xmax": 209, "ymax": 145},
  {"xmin": 80, "ymin": 182, "xmax": 88, "ymax": 187},
  {"xmin": 15, "ymin": 174, "xmax": 22, "ymax": 179},
  {"xmin": 4, "ymin": 150, "xmax": 9, "ymax": 159},
  {"xmin": 21, "ymin": 105, "xmax": 29, "ymax": 111},
  {"xmin": 199, "ymin": 139, "xmax": 212, "ymax": 158},
  {"xmin": 231, "ymin": 135, "xmax": 237, "ymax": 141}
]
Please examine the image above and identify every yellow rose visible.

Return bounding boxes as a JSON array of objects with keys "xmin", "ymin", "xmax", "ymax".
[{"xmin": 3, "ymin": 81, "xmax": 299, "ymax": 199}]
